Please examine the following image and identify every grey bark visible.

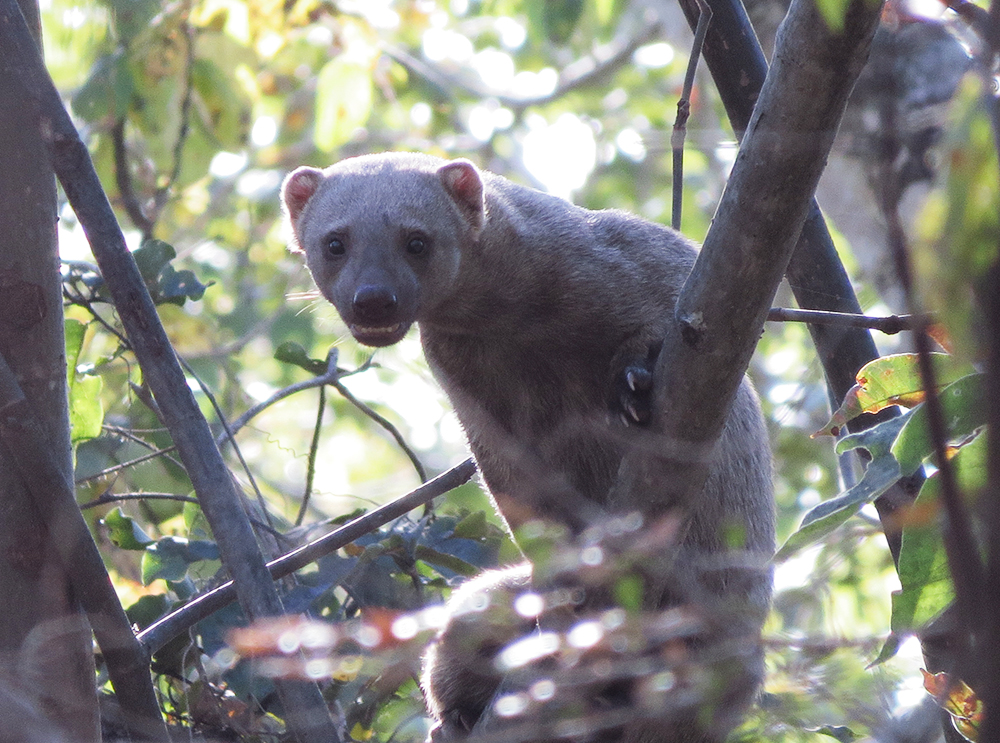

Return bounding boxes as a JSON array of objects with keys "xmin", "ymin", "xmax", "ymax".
[
  {"xmin": 0, "ymin": 2, "xmax": 340, "ymax": 741},
  {"xmin": 618, "ymin": 0, "xmax": 884, "ymax": 519},
  {"xmin": 0, "ymin": 1, "xmax": 99, "ymax": 739},
  {"xmin": 0, "ymin": 352, "xmax": 171, "ymax": 740}
]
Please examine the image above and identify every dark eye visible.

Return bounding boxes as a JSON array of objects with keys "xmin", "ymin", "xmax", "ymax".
[
  {"xmin": 326, "ymin": 235, "xmax": 345, "ymax": 257},
  {"xmin": 406, "ymin": 235, "xmax": 427, "ymax": 255}
]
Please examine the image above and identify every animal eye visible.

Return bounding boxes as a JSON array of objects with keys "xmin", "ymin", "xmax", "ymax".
[
  {"xmin": 326, "ymin": 235, "xmax": 345, "ymax": 257},
  {"xmin": 406, "ymin": 235, "xmax": 427, "ymax": 255}
]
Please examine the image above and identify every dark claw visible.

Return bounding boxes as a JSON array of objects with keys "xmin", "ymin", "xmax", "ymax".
[
  {"xmin": 625, "ymin": 367, "xmax": 653, "ymax": 393},
  {"xmin": 625, "ymin": 401, "xmax": 650, "ymax": 425},
  {"xmin": 618, "ymin": 358, "xmax": 657, "ymax": 428}
]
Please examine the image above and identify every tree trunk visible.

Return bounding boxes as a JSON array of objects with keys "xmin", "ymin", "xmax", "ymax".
[{"xmin": 0, "ymin": 0, "xmax": 99, "ymax": 739}]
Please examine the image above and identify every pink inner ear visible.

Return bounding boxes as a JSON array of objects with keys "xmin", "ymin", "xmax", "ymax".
[
  {"xmin": 282, "ymin": 169, "xmax": 323, "ymax": 222},
  {"xmin": 440, "ymin": 161, "xmax": 484, "ymax": 220}
]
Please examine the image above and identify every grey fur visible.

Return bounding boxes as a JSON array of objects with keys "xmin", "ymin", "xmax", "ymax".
[{"xmin": 282, "ymin": 153, "xmax": 775, "ymax": 742}]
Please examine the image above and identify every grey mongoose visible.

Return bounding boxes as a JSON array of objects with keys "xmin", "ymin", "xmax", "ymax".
[{"xmin": 281, "ymin": 152, "xmax": 775, "ymax": 742}]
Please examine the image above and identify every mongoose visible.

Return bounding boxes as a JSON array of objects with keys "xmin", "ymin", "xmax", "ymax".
[{"xmin": 281, "ymin": 152, "xmax": 775, "ymax": 742}]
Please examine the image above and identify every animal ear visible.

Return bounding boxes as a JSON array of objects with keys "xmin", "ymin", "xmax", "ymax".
[
  {"xmin": 438, "ymin": 159, "xmax": 485, "ymax": 233},
  {"xmin": 281, "ymin": 167, "xmax": 325, "ymax": 225}
]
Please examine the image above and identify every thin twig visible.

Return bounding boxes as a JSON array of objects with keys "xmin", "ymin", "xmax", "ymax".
[
  {"xmin": 75, "ymin": 445, "xmax": 180, "ymax": 484},
  {"xmin": 137, "ymin": 458, "xmax": 477, "ymax": 655},
  {"xmin": 179, "ymin": 356, "xmax": 275, "ymax": 532},
  {"xmin": 80, "ymin": 491, "xmax": 200, "ymax": 510},
  {"xmin": 216, "ymin": 353, "xmax": 353, "ymax": 447},
  {"xmin": 297, "ymin": 384, "xmax": 326, "ymax": 527},
  {"xmin": 766, "ymin": 307, "xmax": 930, "ymax": 334},
  {"xmin": 671, "ymin": 0, "xmax": 711, "ymax": 230},
  {"xmin": 332, "ymin": 377, "xmax": 427, "ymax": 483},
  {"xmin": 101, "ymin": 424, "xmax": 187, "ymax": 472},
  {"xmin": 63, "ymin": 283, "xmax": 131, "ymax": 347},
  {"xmin": 155, "ymin": 7, "xmax": 195, "ymax": 214},
  {"xmin": 111, "ymin": 117, "xmax": 154, "ymax": 239},
  {"xmin": 109, "ymin": 5, "xmax": 194, "ymax": 235},
  {"xmin": 222, "ymin": 350, "xmax": 426, "ymax": 483}
]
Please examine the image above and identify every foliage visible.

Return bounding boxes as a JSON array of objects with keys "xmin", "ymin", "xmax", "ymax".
[{"xmin": 30, "ymin": 0, "xmax": 995, "ymax": 739}]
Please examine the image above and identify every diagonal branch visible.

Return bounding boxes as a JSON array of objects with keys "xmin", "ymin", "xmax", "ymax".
[
  {"xmin": 384, "ymin": 20, "xmax": 662, "ymax": 112},
  {"xmin": 0, "ymin": 351, "xmax": 169, "ymax": 742},
  {"xmin": 620, "ymin": 0, "xmax": 884, "ymax": 514},
  {"xmin": 0, "ymin": 3, "xmax": 340, "ymax": 741},
  {"xmin": 674, "ymin": 0, "xmax": 924, "ymax": 564},
  {"xmin": 137, "ymin": 458, "xmax": 477, "ymax": 655}
]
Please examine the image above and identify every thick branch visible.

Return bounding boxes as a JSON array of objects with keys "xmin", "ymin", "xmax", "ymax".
[
  {"xmin": 674, "ymin": 0, "xmax": 886, "ymax": 404},
  {"xmin": 0, "ymin": 352, "xmax": 169, "ymax": 741},
  {"xmin": 625, "ymin": 0, "xmax": 883, "ymax": 510},
  {"xmin": 0, "ymin": 4, "xmax": 339, "ymax": 741},
  {"xmin": 675, "ymin": 0, "xmax": 924, "ymax": 564}
]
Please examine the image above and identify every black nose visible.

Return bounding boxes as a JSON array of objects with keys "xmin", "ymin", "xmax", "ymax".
[{"xmin": 352, "ymin": 285, "xmax": 398, "ymax": 324}]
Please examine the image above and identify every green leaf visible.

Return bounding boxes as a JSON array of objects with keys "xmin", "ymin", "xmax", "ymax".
[
  {"xmin": 890, "ymin": 502, "xmax": 953, "ymax": 634},
  {"xmin": 330, "ymin": 507, "xmax": 367, "ymax": 526},
  {"xmin": 103, "ymin": 507, "xmax": 155, "ymax": 550},
  {"xmin": 812, "ymin": 725, "xmax": 858, "ymax": 742},
  {"xmin": 613, "ymin": 573, "xmax": 643, "ymax": 612},
  {"xmin": 65, "ymin": 320, "xmax": 85, "ymax": 380},
  {"xmin": 274, "ymin": 342, "xmax": 328, "ymax": 375},
  {"xmin": 915, "ymin": 77, "xmax": 1000, "ymax": 360},
  {"xmin": 314, "ymin": 56, "xmax": 374, "ymax": 153},
  {"xmin": 141, "ymin": 536, "xmax": 220, "ymax": 585},
  {"xmin": 125, "ymin": 593, "xmax": 170, "ymax": 630},
  {"xmin": 133, "ymin": 239, "xmax": 176, "ymax": 282},
  {"xmin": 594, "ymin": 0, "xmax": 617, "ymax": 25},
  {"xmin": 414, "ymin": 545, "xmax": 480, "ymax": 577},
  {"xmin": 105, "ymin": 0, "xmax": 160, "ymax": 43},
  {"xmin": 871, "ymin": 631, "xmax": 902, "ymax": 666},
  {"xmin": 182, "ymin": 499, "xmax": 212, "ymax": 538},
  {"xmin": 72, "ymin": 51, "xmax": 134, "ymax": 122},
  {"xmin": 190, "ymin": 58, "xmax": 252, "ymax": 150},
  {"xmin": 452, "ymin": 510, "xmax": 489, "ymax": 540},
  {"xmin": 65, "ymin": 319, "xmax": 104, "ymax": 443},
  {"xmin": 891, "ymin": 373, "xmax": 987, "ymax": 475},
  {"xmin": 819, "ymin": 353, "xmax": 972, "ymax": 435},
  {"xmin": 156, "ymin": 264, "xmax": 211, "ymax": 306},
  {"xmin": 890, "ymin": 433, "xmax": 988, "ymax": 635},
  {"xmin": 130, "ymin": 239, "xmax": 211, "ymax": 306},
  {"xmin": 777, "ymin": 416, "xmax": 906, "ymax": 560},
  {"xmin": 543, "ymin": 0, "xmax": 584, "ymax": 44}
]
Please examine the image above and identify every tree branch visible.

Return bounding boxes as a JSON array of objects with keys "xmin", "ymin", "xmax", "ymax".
[
  {"xmin": 0, "ymin": 4, "xmax": 340, "ymax": 740},
  {"xmin": 0, "ymin": 350, "xmax": 169, "ymax": 741},
  {"xmin": 766, "ymin": 307, "xmax": 929, "ymax": 335},
  {"xmin": 137, "ymin": 458, "xmax": 477, "ymax": 655},
  {"xmin": 80, "ymin": 492, "xmax": 200, "ymax": 510},
  {"xmin": 622, "ymin": 0, "xmax": 884, "ymax": 513},
  {"xmin": 671, "ymin": 0, "xmax": 711, "ymax": 230},
  {"xmin": 384, "ymin": 20, "xmax": 663, "ymax": 112},
  {"xmin": 674, "ymin": 0, "xmax": 923, "ymax": 564},
  {"xmin": 111, "ymin": 118, "xmax": 154, "ymax": 239}
]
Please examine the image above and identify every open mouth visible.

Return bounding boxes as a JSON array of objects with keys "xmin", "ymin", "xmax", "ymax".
[{"xmin": 350, "ymin": 323, "xmax": 406, "ymax": 347}]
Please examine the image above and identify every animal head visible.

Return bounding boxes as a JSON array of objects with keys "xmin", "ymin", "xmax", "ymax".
[{"xmin": 281, "ymin": 152, "xmax": 485, "ymax": 347}]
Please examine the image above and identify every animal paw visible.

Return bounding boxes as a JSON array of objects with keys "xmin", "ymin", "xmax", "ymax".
[{"xmin": 619, "ymin": 362, "xmax": 654, "ymax": 425}]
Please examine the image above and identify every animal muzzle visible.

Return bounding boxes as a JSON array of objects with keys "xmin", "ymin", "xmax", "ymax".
[{"xmin": 349, "ymin": 285, "xmax": 409, "ymax": 346}]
